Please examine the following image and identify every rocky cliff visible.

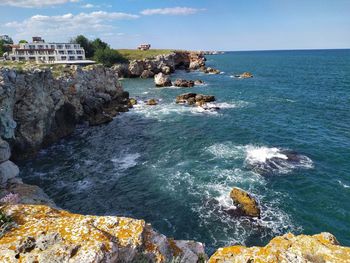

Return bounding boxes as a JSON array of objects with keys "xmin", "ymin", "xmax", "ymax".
[
  {"xmin": 0, "ymin": 64, "xmax": 129, "ymax": 159},
  {"xmin": 209, "ymin": 232, "xmax": 350, "ymax": 263},
  {"xmin": 112, "ymin": 51, "xmax": 206, "ymax": 78},
  {"xmin": 0, "ymin": 204, "xmax": 206, "ymax": 263}
]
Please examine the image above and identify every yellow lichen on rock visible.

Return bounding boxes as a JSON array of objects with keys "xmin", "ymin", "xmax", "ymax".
[
  {"xmin": 230, "ymin": 187, "xmax": 261, "ymax": 218},
  {"xmin": 209, "ymin": 232, "xmax": 350, "ymax": 263},
  {"xmin": 0, "ymin": 204, "xmax": 205, "ymax": 263}
]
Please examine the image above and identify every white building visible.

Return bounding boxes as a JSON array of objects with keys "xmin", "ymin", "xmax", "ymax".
[{"xmin": 8, "ymin": 37, "xmax": 93, "ymax": 64}]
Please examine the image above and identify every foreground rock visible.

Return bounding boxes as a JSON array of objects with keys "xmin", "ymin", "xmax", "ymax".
[
  {"xmin": 0, "ymin": 65, "xmax": 129, "ymax": 159},
  {"xmin": 154, "ymin": 73, "xmax": 172, "ymax": 87},
  {"xmin": 0, "ymin": 205, "xmax": 207, "ymax": 263},
  {"xmin": 229, "ymin": 187, "xmax": 260, "ymax": 218},
  {"xmin": 174, "ymin": 79, "xmax": 195, "ymax": 88},
  {"xmin": 234, "ymin": 72, "xmax": 253, "ymax": 78},
  {"xmin": 209, "ymin": 232, "xmax": 350, "ymax": 263}
]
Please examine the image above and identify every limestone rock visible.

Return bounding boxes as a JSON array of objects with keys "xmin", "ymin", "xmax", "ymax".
[
  {"xmin": 201, "ymin": 67, "xmax": 221, "ymax": 74},
  {"xmin": 128, "ymin": 60, "xmax": 144, "ymax": 77},
  {"xmin": 140, "ymin": 69, "xmax": 154, "ymax": 79},
  {"xmin": 154, "ymin": 73, "xmax": 172, "ymax": 87},
  {"xmin": 209, "ymin": 232, "xmax": 350, "ymax": 263},
  {"xmin": 176, "ymin": 93, "xmax": 215, "ymax": 105},
  {"xmin": 146, "ymin": 99, "xmax": 158, "ymax": 106},
  {"xmin": 0, "ymin": 138, "xmax": 11, "ymax": 163},
  {"xmin": 174, "ymin": 79, "xmax": 195, "ymax": 88},
  {"xmin": 229, "ymin": 187, "xmax": 260, "ymax": 218},
  {"xmin": 194, "ymin": 80, "xmax": 204, "ymax": 85},
  {"xmin": 0, "ymin": 205, "xmax": 206, "ymax": 263},
  {"xmin": 0, "ymin": 161, "xmax": 19, "ymax": 185}
]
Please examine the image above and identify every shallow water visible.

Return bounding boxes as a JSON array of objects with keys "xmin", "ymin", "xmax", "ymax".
[{"xmin": 20, "ymin": 50, "xmax": 350, "ymax": 254}]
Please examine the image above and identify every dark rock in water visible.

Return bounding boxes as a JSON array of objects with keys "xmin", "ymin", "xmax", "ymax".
[
  {"xmin": 176, "ymin": 93, "xmax": 218, "ymax": 111},
  {"xmin": 173, "ymin": 79, "xmax": 195, "ymax": 88},
  {"xmin": 146, "ymin": 99, "xmax": 158, "ymax": 106},
  {"xmin": 235, "ymin": 72, "xmax": 253, "ymax": 78}
]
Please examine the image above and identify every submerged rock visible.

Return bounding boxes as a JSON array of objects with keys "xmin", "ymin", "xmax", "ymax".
[
  {"xmin": 229, "ymin": 187, "xmax": 260, "ymax": 218},
  {"xmin": 146, "ymin": 99, "xmax": 158, "ymax": 106},
  {"xmin": 209, "ymin": 232, "xmax": 350, "ymax": 263},
  {"xmin": 173, "ymin": 79, "xmax": 195, "ymax": 88},
  {"xmin": 234, "ymin": 72, "xmax": 253, "ymax": 78},
  {"xmin": 154, "ymin": 73, "xmax": 172, "ymax": 87},
  {"xmin": 0, "ymin": 205, "xmax": 207, "ymax": 263}
]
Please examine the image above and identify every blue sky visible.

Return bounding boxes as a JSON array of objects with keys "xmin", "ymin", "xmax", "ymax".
[{"xmin": 0, "ymin": 0, "xmax": 349, "ymax": 50}]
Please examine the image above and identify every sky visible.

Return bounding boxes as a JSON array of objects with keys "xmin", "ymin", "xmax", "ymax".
[{"xmin": 0, "ymin": 0, "xmax": 349, "ymax": 51}]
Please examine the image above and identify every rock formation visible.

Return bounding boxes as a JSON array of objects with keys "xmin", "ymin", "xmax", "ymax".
[
  {"xmin": 154, "ymin": 73, "xmax": 172, "ymax": 87},
  {"xmin": 0, "ymin": 204, "xmax": 207, "ymax": 263},
  {"xmin": 174, "ymin": 79, "xmax": 195, "ymax": 88},
  {"xmin": 201, "ymin": 67, "xmax": 221, "ymax": 75},
  {"xmin": 0, "ymin": 64, "xmax": 129, "ymax": 159},
  {"xmin": 146, "ymin": 99, "xmax": 158, "ymax": 106},
  {"xmin": 176, "ymin": 93, "xmax": 216, "ymax": 106},
  {"xmin": 234, "ymin": 72, "xmax": 253, "ymax": 78},
  {"xmin": 229, "ymin": 187, "xmax": 261, "ymax": 218},
  {"xmin": 209, "ymin": 232, "xmax": 350, "ymax": 263}
]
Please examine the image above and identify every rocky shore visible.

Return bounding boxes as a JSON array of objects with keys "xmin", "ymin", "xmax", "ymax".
[{"xmin": 1, "ymin": 62, "xmax": 350, "ymax": 262}]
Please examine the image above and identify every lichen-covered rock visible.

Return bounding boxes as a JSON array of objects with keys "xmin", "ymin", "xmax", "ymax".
[
  {"xmin": 201, "ymin": 67, "xmax": 221, "ymax": 74},
  {"xmin": 229, "ymin": 187, "xmax": 260, "ymax": 218},
  {"xmin": 154, "ymin": 73, "xmax": 172, "ymax": 87},
  {"xmin": 0, "ymin": 205, "xmax": 206, "ymax": 263},
  {"xmin": 0, "ymin": 65, "xmax": 128, "ymax": 159},
  {"xmin": 209, "ymin": 232, "xmax": 350, "ymax": 263}
]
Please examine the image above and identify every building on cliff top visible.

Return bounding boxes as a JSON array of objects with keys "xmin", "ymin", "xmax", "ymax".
[
  {"xmin": 137, "ymin": 43, "xmax": 151, "ymax": 50},
  {"xmin": 7, "ymin": 37, "xmax": 95, "ymax": 64}
]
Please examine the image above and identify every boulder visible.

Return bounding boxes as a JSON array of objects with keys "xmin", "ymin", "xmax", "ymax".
[
  {"xmin": 175, "ymin": 93, "xmax": 197, "ymax": 104},
  {"xmin": 140, "ymin": 70, "xmax": 154, "ymax": 79},
  {"xmin": 229, "ymin": 187, "xmax": 260, "ymax": 218},
  {"xmin": 0, "ymin": 138, "xmax": 11, "ymax": 163},
  {"xmin": 0, "ymin": 205, "xmax": 207, "ymax": 263},
  {"xmin": 173, "ymin": 79, "xmax": 195, "ymax": 88},
  {"xmin": 128, "ymin": 98, "xmax": 137, "ymax": 108},
  {"xmin": 195, "ymin": 94, "xmax": 215, "ymax": 103},
  {"xmin": 154, "ymin": 73, "xmax": 172, "ymax": 87},
  {"xmin": 201, "ymin": 67, "xmax": 221, "ymax": 74},
  {"xmin": 128, "ymin": 60, "xmax": 144, "ymax": 77},
  {"xmin": 176, "ymin": 93, "xmax": 216, "ymax": 105},
  {"xmin": 0, "ymin": 161, "xmax": 19, "ymax": 185},
  {"xmin": 235, "ymin": 72, "xmax": 253, "ymax": 78},
  {"xmin": 161, "ymin": 66, "xmax": 171, "ymax": 75},
  {"xmin": 146, "ymin": 99, "xmax": 158, "ymax": 106},
  {"xmin": 209, "ymin": 232, "xmax": 350, "ymax": 263}
]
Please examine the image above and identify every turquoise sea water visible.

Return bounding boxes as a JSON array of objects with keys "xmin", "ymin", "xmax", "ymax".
[{"xmin": 20, "ymin": 50, "xmax": 350, "ymax": 254}]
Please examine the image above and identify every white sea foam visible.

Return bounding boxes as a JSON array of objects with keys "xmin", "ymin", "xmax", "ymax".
[
  {"xmin": 338, "ymin": 180, "xmax": 350, "ymax": 189},
  {"xmin": 245, "ymin": 146, "xmax": 288, "ymax": 164},
  {"xmin": 111, "ymin": 153, "xmax": 141, "ymax": 170}
]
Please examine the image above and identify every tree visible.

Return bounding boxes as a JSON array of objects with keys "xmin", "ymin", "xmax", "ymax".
[
  {"xmin": 93, "ymin": 48, "xmax": 127, "ymax": 67},
  {"xmin": 91, "ymin": 38, "xmax": 109, "ymax": 51},
  {"xmin": 19, "ymin": 40, "xmax": 28, "ymax": 44},
  {"xmin": 0, "ymin": 40, "xmax": 11, "ymax": 57},
  {"xmin": 71, "ymin": 35, "xmax": 94, "ymax": 58}
]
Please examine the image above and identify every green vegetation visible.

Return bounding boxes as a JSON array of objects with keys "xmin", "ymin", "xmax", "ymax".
[
  {"xmin": 116, "ymin": 49, "xmax": 174, "ymax": 61},
  {"xmin": 19, "ymin": 40, "xmax": 28, "ymax": 44},
  {"xmin": 70, "ymin": 35, "xmax": 127, "ymax": 66},
  {"xmin": 0, "ymin": 40, "xmax": 12, "ymax": 57}
]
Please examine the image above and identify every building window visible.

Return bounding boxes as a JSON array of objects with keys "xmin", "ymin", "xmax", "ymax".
[
  {"xmin": 51, "ymin": 45, "xmax": 55, "ymax": 49},
  {"xmin": 57, "ymin": 45, "xmax": 63, "ymax": 49},
  {"xmin": 61, "ymin": 56, "xmax": 67, "ymax": 60},
  {"xmin": 65, "ymin": 45, "xmax": 71, "ymax": 49},
  {"xmin": 29, "ymin": 57, "xmax": 36, "ymax": 61},
  {"xmin": 49, "ymin": 57, "xmax": 55, "ymax": 61},
  {"xmin": 19, "ymin": 57, "xmax": 25, "ymax": 61},
  {"xmin": 67, "ymin": 50, "xmax": 74, "ymax": 54},
  {"xmin": 58, "ymin": 51, "xmax": 65, "ymax": 54},
  {"xmin": 69, "ymin": 56, "xmax": 75, "ymax": 60},
  {"xmin": 77, "ymin": 56, "xmax": 83, "ymax": 60}
]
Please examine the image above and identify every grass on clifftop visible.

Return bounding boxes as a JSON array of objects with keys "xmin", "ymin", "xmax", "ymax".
[{"xmin": 116, "ymin": 49, "xmax": 175, "ymax": 61}]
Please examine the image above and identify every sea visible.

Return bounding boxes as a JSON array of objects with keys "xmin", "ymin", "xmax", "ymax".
[{"xmin": 19, "ymin": 49, "xmax": 350, "ymax": 255}]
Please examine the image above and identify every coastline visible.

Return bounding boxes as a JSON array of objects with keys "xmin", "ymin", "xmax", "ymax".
[{"xmin": 0, "ymin": 51, "xmax": 348, "ymax": 262}]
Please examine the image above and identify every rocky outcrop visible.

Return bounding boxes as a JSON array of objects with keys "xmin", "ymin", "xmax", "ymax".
[
  {"xmin": 176, "ymin": 93, "xmax": 216, "ymax": 106},
  {"xmin": 112, "ymin": 51, "xmax": 207, "ymax": 79},
  {"xmin": 0, "ymin": 65, "xmax": 129, "ymax": 159},
  {"xmin": 229, "ymin": 187, "xmax": 260, "ymax": 218},
  {"xmin": 234, "ymin": 72, "xmax": 253, "ymax": 78},
  {"xmin": 209, "ymin": 232, "xmax": 350, "ymax": 263},
  {"xmin": 200, "ymin": 67, "xmax": 221, "ymax": 75},
  {"xmin": 0, "ymin": 204, "xmax": 207, "ymax": 263},
  {"xmin": 154, "ymin": 73, "xmax": 172, "ymax": 87},
  {"xmin": 174, "ymin": 79, "xmax": 195, "ymax": 88}
]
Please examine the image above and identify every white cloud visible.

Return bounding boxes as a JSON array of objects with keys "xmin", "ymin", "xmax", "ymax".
[
  {"xmin": 4, "ymin": 11, "xmax": 139, "ymax": 41},
  {"xmin": 0, "ymin": 0, "xmax": 79, "ymax": 8},
  {"xmin": 81, "ymin": 3, "xmax": 94, "ymax": 9},
  {"xmin": 140, "ymin": 7, "xmax": 204, "ymax": 16}
]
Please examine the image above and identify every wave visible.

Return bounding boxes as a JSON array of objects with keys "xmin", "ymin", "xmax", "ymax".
[
  {"xmin": 338, "ymin": 180, "xmax": 350, "ymax": 189},
  {"xmin": 207, "ymin": 143, "xmax": 313, "ymax": 175}
]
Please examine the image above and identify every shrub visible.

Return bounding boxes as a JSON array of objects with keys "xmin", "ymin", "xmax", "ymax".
[{"xmin": 94, "ymin": 48, "xmax": 128, "ymax": 67}]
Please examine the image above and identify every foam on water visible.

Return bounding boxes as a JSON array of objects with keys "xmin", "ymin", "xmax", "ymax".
[
  {"xmin": 338, "ymin": 180, "xmax": 350, "ymax": 189},
  {"xmin": 111, "ymin": 153, "xmax": 141, "ymax": 170}
]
